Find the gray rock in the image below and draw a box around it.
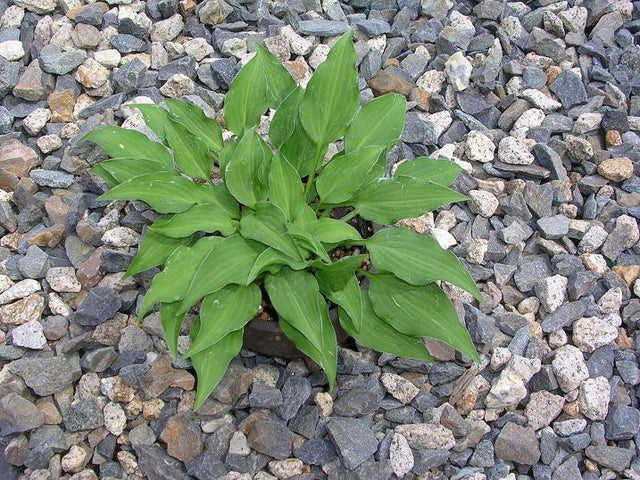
[0,58,20,96]
[74,287,122,326]
[110,34,146,54]
[552,456,581,480]
[334,387,382,417]
[412,449,450,474]
[0,106,13,134]
[29,169,75,188]
[38,44,86,75]
[294,438,337,465]
[114,58,148,93]
[550,70,587,109]
[17,245,49,279]
[604,405,640,440]
[247,420,293,460]
[499,218,533,244]
[75,4,103,25]
[541,299,588,333]
[81,347,118,372]
[136,445,190,480]
[514,255,552,292]
[24,425,67,470]
[249,382,283,409]
[0,392,44,436]
[275,374,312,421]
[357,19,391,36]
[327,417,378,470]
[77,93,126,119]
[298,20,350,36]
[186,452,226,479]
[9,354,82,396]
[63,399,104,432]
[585,445,634,472]
[537,215,570,239]
[209,58,237,90]
[118,325,153,352]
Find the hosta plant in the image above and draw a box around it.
[84,31,481,411]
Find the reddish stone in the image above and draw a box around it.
[76,247,105,289]
[368,70,413,96]
[139,355,195,398]
[0,139,39,179]
[29,224,66,248]
[160,413,203,464]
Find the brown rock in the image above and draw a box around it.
[76,247,105,289]
[75,58,109,89]
[67,2,108,20]
[0,170,19,191]
[74,23,101,49]
[180,0,197,15]
[212,364,254,404]
[424,338,455,361]
[368,70,413,96]
[0,139,39,179]
[494,422,541,465]
[92,312,128,346]
[605,130,623,147]
[284,57,310,83]
[48,89,77,122]
[37,398,62,424]
[139,355,195,398]
[101,376,136,403]
[612,264,640,286]
[597,157,634,181]
[160,413,203,464]
[546,65,562,86]
[45,195,71,225]
[29,224,66,248]
[13,60,55,101]
[0,294,45,325]
[409,86,430,111]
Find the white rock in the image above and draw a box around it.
[395,424,456,450]
[268,459,304,479]
[46,267,82,293]
[314,391,333,417]
[524,391,564,430]
[431,227,457,249]
[552,345,589,392]
[578,377,610,421]
[0,40,25,61]
[467,238,488,264]
[160,74,195,98]
[23,108,52,136]
[504,355,541,383]
[0,6,25,29]
[0,279,41,305]
[221,37,247,59]
[11,320,47,349]
[534,274,567,313]
[548,329,568,348]
[597,287,622,314]
[61,445,89,473]
[559,6,588,33]
[468,189,499,217]
[572,316,618,353]
[578,225,608,253]
[498,136,535,165]
[101,226,140,247]
[381,372,419,404]
[104,402,127,436]
[228,431,250,456]
[521,89,562,112]
[309,44,330,70]
[13,0,56,13]
[445,51,472,92]
[490,347,512,372]
[94,49,121,68]
[280,25,314,56]
[417,69,446,95]
[573,112,602,134]
[36,134,62,154]
[512,108,545,133]
[0,275,13,294]
[553,418,587,436]
[464,130,495,163]
[501,16,524,41]
[485,369,527,408]
[390,433,414,477]
[184,37,213,62]
[150,14,184,43]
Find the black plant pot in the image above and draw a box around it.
[242,312,350,358]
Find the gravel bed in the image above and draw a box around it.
[1,0,640,479]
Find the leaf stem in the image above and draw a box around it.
[339,209,359,223]
[304,145,327,203]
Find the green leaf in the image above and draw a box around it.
[165,99,223,152]
[316,147,386,204]
[91,164,118,187]
[94,158,172,185]
[356,177,467,224]
[280,311,337,389]
[240,202,303,260]
[224,130,272,208]
[181,235,266,312]
[303,218,362,244]
[191,329,243,411]
[99,171,210,214]
[299,31,359,146]
[368,273,479,360]
[320,275,364,332]
[185,284,261,358]
[339,296,434,362]
[269,153,305,221]
[160,302,186,358]
[366,227,482,301]
[314,254,366,292]
[192,183,241,219]
[218,140,237,178]
[394,158,462,186]
[285,222,331,264]
[166,118,212,180]
[83,126,173,168]
[137,236,223,321]
[151,204,237,238]
[280,123,317,177]
[246,247,309,283]
[265,268,337,385]
[224,54,268,137]
[125,229,189,277]
[269,86,304,148]
[132,104,170,142]
[344,94,406,153]
[255,44,297,108]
